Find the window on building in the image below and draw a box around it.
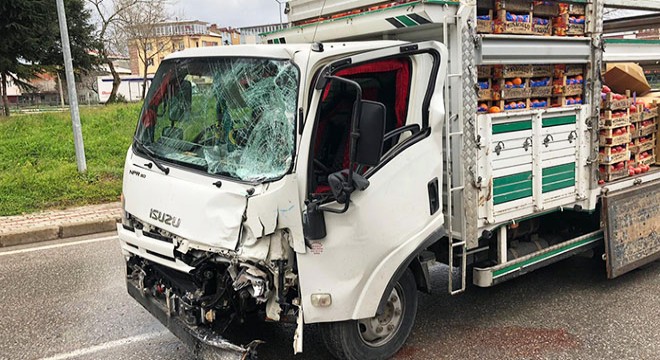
[179,42,185,50]
[146,42,152,51]
[147,58,154,66]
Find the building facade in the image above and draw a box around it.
[129,20,225,76]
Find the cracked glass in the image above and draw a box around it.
[136,57,299,182]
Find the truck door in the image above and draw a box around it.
[602,178,660,278]
[296,41,448,323]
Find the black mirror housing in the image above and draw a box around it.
[303,202,327,240]
[355,100,386,167]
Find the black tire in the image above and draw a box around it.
[320,269,418,360]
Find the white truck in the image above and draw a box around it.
[117,1,660,359]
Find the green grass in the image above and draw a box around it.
[0,103,142,216]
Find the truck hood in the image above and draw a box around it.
[122,152,249,251]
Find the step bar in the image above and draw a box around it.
[473,230,604,287]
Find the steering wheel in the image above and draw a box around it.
[192,124,220,146]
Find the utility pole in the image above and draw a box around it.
[275,0,284,28]
[56,0,87,173]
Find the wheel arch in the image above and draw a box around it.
[351,227,446,319]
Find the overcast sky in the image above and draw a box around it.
[172,0,287,28]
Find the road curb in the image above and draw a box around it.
[0,217,121,248]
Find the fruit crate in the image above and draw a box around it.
[532,65,553,77]
[636,150,655,166]
[494,10,533,35]
[642,107,658,121]
[532,17,552,35]
[477,79,492,100]
[498,99,530,111]
[530,77,552,97]
[529,97,550,109]
[636,134,655,153]
[567,3,586,16]
[493,64,533,78]
[599,161,629,182]
[477,9,494,34]
[599,126,631,146]
[477,101,496,114]
[553,64,584,77]
[478,65,492,78]
[495,0,532,12]
[599,145,629,164]
[639,120,657,137]
[629,105,644,122]
[601,92,632,111]
[498,78,532,100]
[599,110,630,128]
[551,95,583,107]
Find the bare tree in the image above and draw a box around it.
[88,0,138,103]
[118,0,172,99]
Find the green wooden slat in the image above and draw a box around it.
[493,171,532,187]
[396,15,417,27]
[492,121,532,134]
[493,171,533,205]
[542,115,577,128]
[605,39,660,45]
[494,188,533,205]
[543,179,575,193]
[542,171,575,186]
[542,163,575,176]
[494,180,533,196]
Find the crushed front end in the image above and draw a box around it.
[118,212,302,359]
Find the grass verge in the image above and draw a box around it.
[0,103,141,216]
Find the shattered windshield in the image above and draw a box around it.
[135,57,299,182]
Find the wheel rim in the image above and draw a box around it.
[357,284,405,347]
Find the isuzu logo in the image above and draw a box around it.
[149,209,181,228]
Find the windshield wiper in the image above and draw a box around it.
[133,136,170,175]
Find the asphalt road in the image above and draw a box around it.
[0,233,658,360]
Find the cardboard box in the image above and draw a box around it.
[604,63,652,96]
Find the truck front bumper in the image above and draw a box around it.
[126,278,258,360]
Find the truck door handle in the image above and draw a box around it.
[523,137,532,152]
[494,141,505,156]
[568,131,577,143]
[543,134,554,147]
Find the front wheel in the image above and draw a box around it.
[320,269,418,360]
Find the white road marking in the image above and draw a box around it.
[38,331,169,360]
[0,235,117,257]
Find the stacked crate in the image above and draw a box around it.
[475,63,587,114]
[476,1,589,37]
[477,66,495,113]
[551,64,584,107]
[629,104,658,167]
[598,92,633,182]
[477,0,494,34]
[493,64,532,111]
[493,0,533,35]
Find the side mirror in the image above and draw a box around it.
[355,100,386,166]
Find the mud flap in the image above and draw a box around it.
[602,179,660,279]
[127,280,259,360]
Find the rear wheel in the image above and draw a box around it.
[320,269,418,360]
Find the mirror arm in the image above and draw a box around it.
[324,75,363,197]
[318,200,350,214]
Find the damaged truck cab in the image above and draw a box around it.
[118,41,447,359]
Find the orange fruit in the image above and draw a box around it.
[488,106,501,113]
[512,77,523,86]
[505,81,514,87]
